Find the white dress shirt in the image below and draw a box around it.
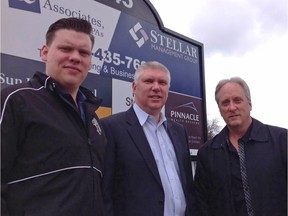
[133,104,186,216]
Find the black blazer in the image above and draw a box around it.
[101,106,197,216]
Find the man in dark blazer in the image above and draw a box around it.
[101,61,197,216]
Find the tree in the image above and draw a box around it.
[207,117,222,140]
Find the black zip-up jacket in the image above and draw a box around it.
[1,72,107,216]
[194,118,287,216]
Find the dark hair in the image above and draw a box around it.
[45,17,94,48]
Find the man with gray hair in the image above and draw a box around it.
[101,61,197,216]
[194,77,287,216]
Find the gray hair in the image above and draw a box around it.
[215,77,251,104]
[134,61,171,86]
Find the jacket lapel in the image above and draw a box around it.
[125,108,162,186]
[166,121,187,188]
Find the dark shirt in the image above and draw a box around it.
[227,124,253,216]
[62,90,87,124]
[227,142,247,216]
[194,118,287,216]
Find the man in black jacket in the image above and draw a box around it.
[194,77,287,216]
[1,18,106,216]
[101,61,197,216]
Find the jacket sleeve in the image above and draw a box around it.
[279,128,287,174]
[100,118,116,216]
[194,147,211,216]
[1,90,25,216]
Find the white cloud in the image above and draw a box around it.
[150,0,288,129]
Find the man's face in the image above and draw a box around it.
[133,68,170,116]
[41,29,92,93]
[218,82,252,129]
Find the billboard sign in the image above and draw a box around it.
[1,0,207,156]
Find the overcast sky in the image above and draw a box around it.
[149,0,288,129]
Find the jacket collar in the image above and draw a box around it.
[211,118,268,149]
[32,72,102,108]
